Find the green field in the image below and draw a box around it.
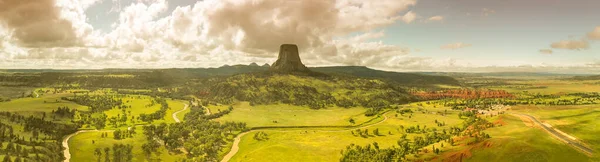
[490,80,600,94]
[0,93,88,113]
[157,99,189,123]
[462,114,590,162]
[512,105,600,159]
[211,102,376,127]
[229,105,465,161]
[68,127,186,162]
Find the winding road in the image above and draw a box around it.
[62,102,190,161]
[62,130,102,162]
[220,114,389,162]
[173,103,189,123]
[512,113,594,155]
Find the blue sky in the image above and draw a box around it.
[0,0,598,72]
[380,0,600,67]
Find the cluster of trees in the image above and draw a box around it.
[1,142,64,162]
[0,112,78,141]
[141,105,246,161]
[94,144,134,162]
[205,106,233,119]
[52,106,76,118]
[351,128,382,138]
[431,92,600,112]
[63,94,123,112]
[200,74,416,111]
[113,128,136,140]
[341,113,497,161]
[0,112,78,162]
[412,89,513,100]
[253,131,269,141]
[139,97,169,123]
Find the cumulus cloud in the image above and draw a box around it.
[427,16,444,22]
[550,39,589,50]
[441,42,471,50]
[1,0,423,69]
[588,26,600,40]
[100,0,418,65]
[401,11,417,24]
[539,49,553,54]
[0,0,81,47]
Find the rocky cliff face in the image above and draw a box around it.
[270,44,310,72]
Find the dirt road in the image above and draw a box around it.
[220,114,389,162]
[62,130,105,162]
[513,113,594,155]
[173,103,189,123]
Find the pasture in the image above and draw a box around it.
[461,114,590,162]
[68,127,186,162]
[229,105,465,161]
[211,102,377,127]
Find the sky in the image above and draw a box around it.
[0,0,599,73]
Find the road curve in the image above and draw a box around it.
[173,103,189,123]
[512,113,594,155]
[63,130,100,162]
[220,114,389,162]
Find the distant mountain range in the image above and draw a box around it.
[0,64,462,87]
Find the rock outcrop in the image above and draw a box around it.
[270,44,310,72]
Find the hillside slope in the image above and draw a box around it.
[312,66,460,86]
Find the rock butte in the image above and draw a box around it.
[270,44,310,72]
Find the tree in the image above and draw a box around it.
[95,148,103,162]
[349,118,355,125]
[113,129,122,140]
[2,155,10,162]
[104,147,111,162]
[373,128,380,136]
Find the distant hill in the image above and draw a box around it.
[203,72,417,110]
[421,72,590,78]
[311,66,460,86]
[1,65,461,87]
[569,75,600,80]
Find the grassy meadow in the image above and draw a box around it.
[0,93,88,113]
[460,114,591,162]
[68,127,186,162]
[512,105,600,159]
[211,102,376,127]
[229,105,465,161]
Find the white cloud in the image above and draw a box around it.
[440,42,471,50]
[550,39,589,50]
[1,0,422,69]
[401,11,417,24]
[588,26,600,40]
[427,16,444,22]
[539,49,553,54]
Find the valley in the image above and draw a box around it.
[0,66,599,162]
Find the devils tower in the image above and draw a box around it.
[270,44,310,72]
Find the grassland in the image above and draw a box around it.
[456,114,591,162]
[229,105,465,162]
[490,80,600,94]
[210,102,376,127]
[0,86,34,99]
[157,99,189,123]
[68,126,186,162]
[0,93,89,113]
[511,104,600,160]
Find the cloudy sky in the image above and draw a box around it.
[0,0,599,73]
